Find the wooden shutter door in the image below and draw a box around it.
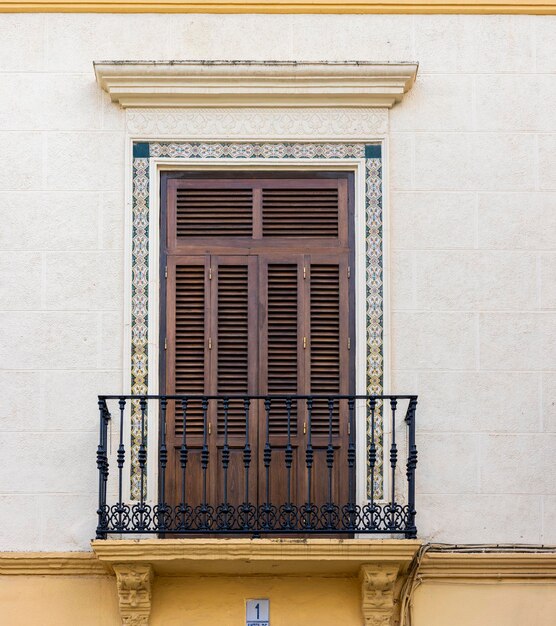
[258,256,306,508]
[163,172,354,528]
[306,255,351,510]
[165,255,210,510]
[210,256,258,509]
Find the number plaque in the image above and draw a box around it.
[246,598,270,626]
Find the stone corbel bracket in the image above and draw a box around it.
[114,563,154,626]
[94,60,418,108]
[360,563,401,626]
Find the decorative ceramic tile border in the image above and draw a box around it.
[130,141,383,500]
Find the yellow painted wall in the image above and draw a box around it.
[0,576,120,626]
[0,573,360,626]
[412,581,556,626]
[2,572,556,626]
[151,575,361,626]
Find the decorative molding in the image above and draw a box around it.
[114,563,154,626]
[1,1,555,14]
[0,553,109,576]
[95,61,418,109]
[93,539,421,576]
[418,551,556,582]
[126,107,389,140]
[360,563,400,626]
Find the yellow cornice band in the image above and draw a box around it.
[0,0,555,13]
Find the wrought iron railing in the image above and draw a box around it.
[96,394,417,538]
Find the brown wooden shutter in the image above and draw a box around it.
[164,172,353,516]
[265,260,301,436]
[167,256,209,438]
[167,179,255,249]
[309,262,342,436]
[262,186,339,237]
[212,256,258,437]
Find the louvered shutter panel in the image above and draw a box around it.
[309,263,341,436]
[215,260,251,437]
[266,262,300,436]
[170,258,209,437]
[175,185,253,237]
[262,187,339,237]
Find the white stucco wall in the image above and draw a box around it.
[0,13,554,551]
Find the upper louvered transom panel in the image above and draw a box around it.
[267,263,299,436]
[262,188,339,238]
[176,188,253,237]
[310,264,341,436]
[217,264,250,437]
[174,264,206,437]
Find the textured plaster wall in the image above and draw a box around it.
[0,13,555,550]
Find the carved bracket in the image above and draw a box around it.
[360,563,400,626]
[114,563,154,626]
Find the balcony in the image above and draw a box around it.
[95,394,418,539]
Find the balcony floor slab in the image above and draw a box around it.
[91,537,421,576]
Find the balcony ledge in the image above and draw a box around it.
[92,537,421,576]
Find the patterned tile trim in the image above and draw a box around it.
[130,141,384,500]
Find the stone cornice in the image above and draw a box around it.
[1,1,555,14]
[94,61,418,109]
[0,552,109,576]
[92,538,422,576]
[419,551,556,582]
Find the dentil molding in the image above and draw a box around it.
[125,107,389,139]
[95,60,418,108]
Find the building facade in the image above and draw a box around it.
[0,4,555,625]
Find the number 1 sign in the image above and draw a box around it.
[246,599,270,626]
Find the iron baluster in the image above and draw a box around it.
[221,397,230,529]
[158,397,168,532]
[304,397,314,530]
[242,397,252,531]
[179,398,188,529]
[201,397,209,529]
[347,397,356,530]
[116,397,126,531]
[368,397,377,529]
[96,399,109,539]
[389,398,398,531]
[284,397,294,529]
[406,398,418,538]
[263,398,272,530]
[325,397,335,529]
[138,397,147,530]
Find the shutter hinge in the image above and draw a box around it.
[209,267,212,280]
[348,422,351,436]
[303,266,307,279]
[208,337,212,350]
[208,422,212,436]
[303,337,307,349]
[303,422,307,435]
[164,265,168,279]
[164,337,167,350]
[347,266,351,279]
[347,338,351,350]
